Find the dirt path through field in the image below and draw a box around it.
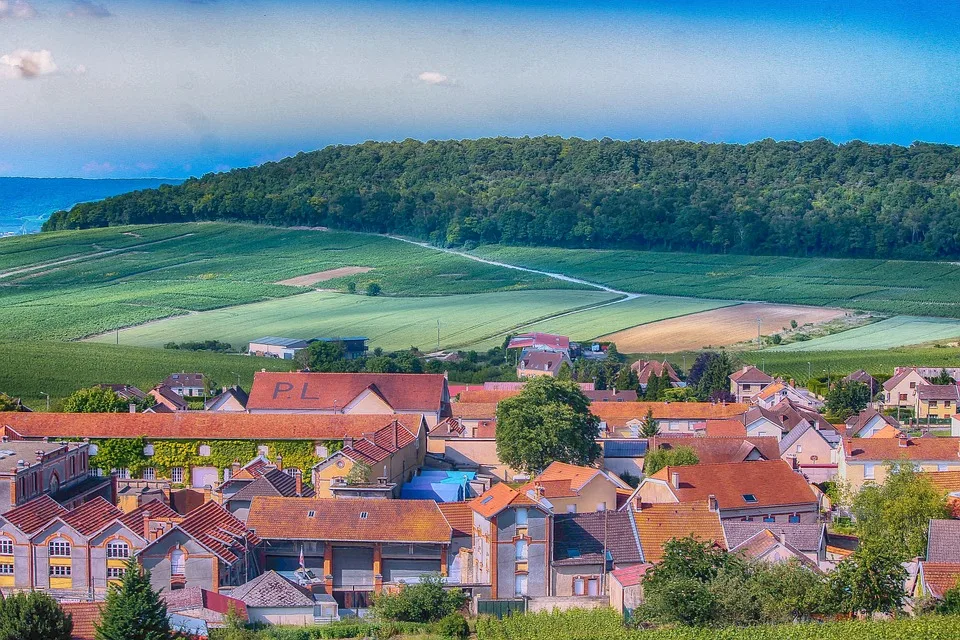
[0,233,195,280]
[276,266,372,287]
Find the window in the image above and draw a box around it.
[257,445,269,456]
[107,541,130,559]
[480,496,493,505]
[515,508,528,526]
[307,510,316,518]
[0,538,12,555]
[899,393,908,402]
[315,444,329,458]
[930,401,939,408]
[910,382,917,389]
[49,565,72,576]
[515,539,528,560]
[864,464,875,480]
[198,445,211,457]
[143,444,154,456]
[939,464,949,472]
[596,502,607,512]
[49,538,71,557]
[114,468,130,480]
[515,574,527,596]
[762,516,775,523]
[171,467,184,484]
[0,564,12,575]
[359,512,368,520]
[947,401,953,408]
[742,494,758,504]
[142,468,156,481]
[795,445,802,454]
[107,566,125,580]
[668,421,679,431]
[566,504,577,514]
[171,549,185,576]
[789,515,801,524]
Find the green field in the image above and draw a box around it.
[0,223,579,341]
[0,341,294,409]
[769,316,960,351]
[470,245,960,319]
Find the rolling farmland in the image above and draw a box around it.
[769,316,960,351]
[470,245,960,318]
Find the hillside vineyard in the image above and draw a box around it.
[43,137,960,260]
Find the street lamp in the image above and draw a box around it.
[40,391,49,411]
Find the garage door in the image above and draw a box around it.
[333,547,374,589]
[382,559,441,584]
[192,466,218,489]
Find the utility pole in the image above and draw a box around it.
[756,317,762,349]
[437,319,441,351]
[41,391,49,411]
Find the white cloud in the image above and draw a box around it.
[81,160,116,174]
[418,71,452,86]
[66,0,111,18]
[0,49,57,79]
[0,0,35,19]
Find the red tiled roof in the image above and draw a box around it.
[342,419,418,465]
[920,471,960,494]
[519,351,569,374]
[0,412,416,441]
[843,437,960,462]
[163,587,249,621]
[508,333,570,351]
[610,563,654,587]
[646,460,817,511]
[2,495,68,535]
[457,390,520,403]
[175,500,260,564]
[451,403,498,419]
[470,482,539,519]
[730,528,820,571]
[246,372,447,412]
[438,502,474,538]
[61,602,102,640]
[119,499,181,531]
[247,497,452,543]
[593,402,749,427]
[631,360,680,385]
[918,384,960,402]
[634,502,727,563]
[696,419,748,437]
[519,461,607,498]
[729,366,774,385]
[62,497,124,536]
[650,436,781,465]
[883,367,920,391]
[921,562,960,598]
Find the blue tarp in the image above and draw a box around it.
[400,471,476,502]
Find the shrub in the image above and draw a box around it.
[372,573,468,623]
[437,613,470,639]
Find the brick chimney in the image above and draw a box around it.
[343,437,354,450]
[231,459,241,476]
[142,511,151,540]
[294,470,303,496]
[707,495,718,512]
[898,432,910,448]
[391,421,399,451]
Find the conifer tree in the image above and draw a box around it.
[95,561,171,640]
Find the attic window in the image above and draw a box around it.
[480,496,494,505]
[742,494,758,504]
[359,512,368,519]
[307,511,315,518]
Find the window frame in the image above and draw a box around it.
[106,540,130,559]
[0,537,13,555]
[49,538,71,557]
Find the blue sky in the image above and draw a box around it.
[1,0,959,178]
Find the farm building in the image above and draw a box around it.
[248,337,311,359]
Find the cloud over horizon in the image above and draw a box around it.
[0,49,57,79]
[0,0,35,19]
[418,71,453,86]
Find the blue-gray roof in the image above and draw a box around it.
[249,336,310,347]
[603,440,649,458]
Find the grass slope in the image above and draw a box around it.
[0,223,577,341]
[471,245,960,319]
[89,289,623,352]
[0,341,294,409]
[770,316,960,351]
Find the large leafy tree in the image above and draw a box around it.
[828,543,907,616]
[95,561,171,640]
[62,387,130,413]
[851,462,949,559]
[0,591,73,640]
[496,376,601,473]
[824,380,872,420]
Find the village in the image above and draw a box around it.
[0,331,957,637]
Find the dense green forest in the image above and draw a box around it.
[43,137,960,259]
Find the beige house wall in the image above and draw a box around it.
[884,371,927,408]
[548,475,619,514]
[635,479,678,506]
[840,458,960,492]
[781,429,835,467]
[918,400,957,419]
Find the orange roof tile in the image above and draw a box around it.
[921,562,960,598]
[438,501,474,538]
[922,471,960,494]
[592,402,749,427]
[755,382,787,401]
[518,461,607,498]
[470,482,539,519]
[343,419,418,465]
[844,437,960,462]
[247,497,452,543]
[451,403,499,419]
[633,502,726,563]
[700,419,748,437]
[2,495,68,535]
[119,499,181,531]
[650,436,781,465]
[457,389,520,403]
[175,501,260,564]
[0,412,416,441]
[646,460,817,511]
[247,372,447,412]
[61,602,102,640]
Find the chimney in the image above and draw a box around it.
[35,449,44,462]
[129,403,137,414]
[391,421,399,451]
[343,437,354,450]
[377,476,388,486]
[231,459,241,476]
[707,494,718,512]
[0,436,8,444]
[898,433,909,448]
[275,454,283,471]
[295,470,303,496]
[142,511,151,540]
[671,472,680,489]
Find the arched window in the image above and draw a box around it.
[106,540,129,559]
[0,537,13,555]
[171,549,185,576]
[49,537,71,557]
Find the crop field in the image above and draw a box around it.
[0,223,576,341]
[0,341,293,409]
[769,315,960,351]
[89,289,625,352]
[601,303,847,353]
[471,245,960,318]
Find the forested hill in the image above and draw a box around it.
[42,137,960,259]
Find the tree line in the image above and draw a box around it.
[43,137,960,260]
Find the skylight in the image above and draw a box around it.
[742,494,758,503]
[481,496,494,505]
[360,511,368,519]
[307,510,315,518]
[567,548,580,558]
